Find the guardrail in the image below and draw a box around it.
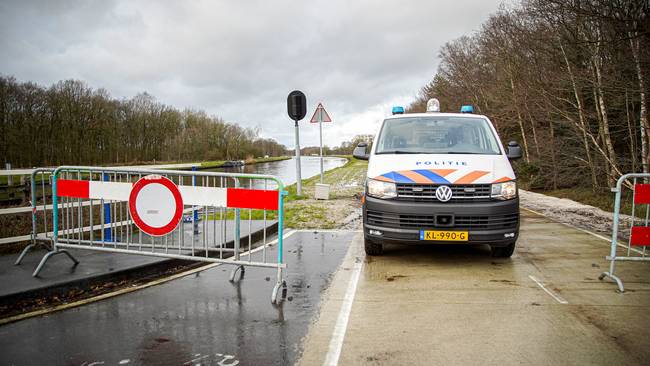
[599,173,650,292]
[24,166,288,303]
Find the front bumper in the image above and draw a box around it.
[363,195,519,246]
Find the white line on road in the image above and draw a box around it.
[529,275,568,304]
[323,254,364,366]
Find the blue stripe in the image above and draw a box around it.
[413,169,450,184]
[381,172,414,183]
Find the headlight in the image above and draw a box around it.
[491,181,517,200]
[367,178,397,199]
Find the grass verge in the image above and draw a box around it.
[282,156,368,229]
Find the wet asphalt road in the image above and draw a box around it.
[299,211,650,365]
[0,231,355,366]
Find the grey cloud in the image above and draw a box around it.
[1,0,502,147]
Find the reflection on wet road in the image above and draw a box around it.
[0,231,356,366]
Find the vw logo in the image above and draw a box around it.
[435,185,452,202]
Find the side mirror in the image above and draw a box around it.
[506,141,522,160]
[353,142,370,160]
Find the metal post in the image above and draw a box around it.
[103,173,112,242]
[294,121,302,195]
[234,178,241,261]
[272,187,287,303]
[192,166,199,234]
[5,163,12,186]
[319,115,324,183]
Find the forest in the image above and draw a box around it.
[0,77,287,168]
[409,0,649,192]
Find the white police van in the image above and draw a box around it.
[353,98,522,257]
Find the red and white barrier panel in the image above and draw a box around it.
[632,183,650,246]
[56,177,279,210]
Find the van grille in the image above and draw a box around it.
[366,210,519,230]
[396,183,492,202]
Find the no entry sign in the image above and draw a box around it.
[128,175,183,236]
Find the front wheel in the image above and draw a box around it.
[364,237,383,256]
[491,241,516,258]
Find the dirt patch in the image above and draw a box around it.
[519,189,633,240]
[386,275,408,282]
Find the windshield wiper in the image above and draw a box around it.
[445,151,484,154]
[376,150,423,154]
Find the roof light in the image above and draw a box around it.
[426,98,440,113]
[392,106,404,115]
[460,105,474,113]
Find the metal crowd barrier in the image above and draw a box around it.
[14,168,61,265]
[28,166,288,303]
[600,173,650,292]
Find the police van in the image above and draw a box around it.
[353,98,523,257]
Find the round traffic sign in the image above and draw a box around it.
[129,175,183,236]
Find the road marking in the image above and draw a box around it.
[528,275,568,304]
[323,254,364,366]
[0,230,296,326]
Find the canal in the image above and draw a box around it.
[215,156,347,186]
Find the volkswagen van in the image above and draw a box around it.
[353,99,522,257]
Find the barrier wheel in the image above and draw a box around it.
[364,237,383,256]
[491,241,516,258]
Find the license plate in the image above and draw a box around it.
[419,230,468,241]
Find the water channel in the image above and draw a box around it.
[214,156,347,186]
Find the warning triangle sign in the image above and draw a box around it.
[310,103,332,123]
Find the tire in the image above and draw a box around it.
[491,241,516,258]
[364,237,384,256]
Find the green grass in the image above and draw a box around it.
[283,155,362,199]
[284,205,335,228]
[281,156,368,228]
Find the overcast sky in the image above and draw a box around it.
[1,0,503,148]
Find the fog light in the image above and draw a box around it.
[504,233,515,238]
[369,229,382,236]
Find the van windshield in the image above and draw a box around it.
[375,116,502,155]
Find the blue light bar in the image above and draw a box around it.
[460,105,474,113]
[392,106,404,115]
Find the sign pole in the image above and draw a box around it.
[295,120,302,195]
[319,109,324,183]
[310,103,331,184]
[287,90,307,197]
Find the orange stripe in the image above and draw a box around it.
[492,176,512,183]
[454,170,490,184]
[398,170,433,184]
[430,169,456,177]
[373,175,394,183]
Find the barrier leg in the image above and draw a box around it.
[15,239,53,265]
[229,264,245,282]
[32,249,79,277]
[599,260,625,292]
[271,267,286,304]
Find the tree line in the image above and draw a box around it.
[0,77,288,168]
[409,0,648,191]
